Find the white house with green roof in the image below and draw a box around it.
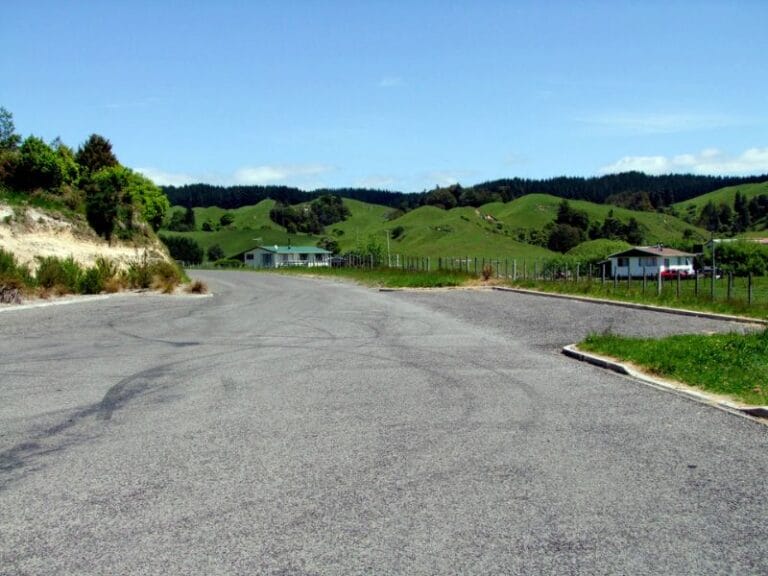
[243,245,332,268]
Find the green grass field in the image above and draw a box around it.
[483,193,707,243]
[672,181,768,217]
[580,330,768,406]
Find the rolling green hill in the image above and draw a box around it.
[332,203,556,259]
[481,193,705,243]
[160,193,707,262]
[672,181,768,212]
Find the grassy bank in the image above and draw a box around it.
[580,330,768,406]
[503,277,768,320]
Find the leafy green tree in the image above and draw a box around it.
[547,223,585,253]
[84,166,124,238]
[207,244,225,262]
[76,134,118,174]
[423,188,458,210]
[555,200,589,231]
[0,107,21,151]
[51,138,80,186]
[14,136,63,191]
[733,191,750,232]
[317,237,340,254]
[159,235,204,264]
[219,212,235,227]
[183,206,196,230]
[624,217,644,245]
[123,170,169,231]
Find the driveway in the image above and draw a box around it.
[1,271,766,575]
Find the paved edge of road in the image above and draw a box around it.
[562,344,768,424]
[491,286,768,325]
[0,291,212,313]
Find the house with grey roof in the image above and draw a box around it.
[243,245,331,268]
[605,245,695,278]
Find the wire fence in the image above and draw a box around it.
[337,253,768,308]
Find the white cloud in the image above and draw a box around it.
[233,164,333,185]
[425,170,475,187]
[137,164,334,189]
[580,112,744,134]
[356,175,397,189]
[378,76,404,88]
[136,167,199,186]
[599,147,768,176]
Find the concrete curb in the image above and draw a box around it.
[562,344,768,423]
[493,286,767,325]
[0,290,212,313]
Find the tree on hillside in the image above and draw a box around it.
[83,165,169,238]
[84,166,124,238]
[207,244,225,262]
[548,223,585,253]
[423,188,458,210]
[733,191,751,232]
[13,136,63,191]
[123,170,169,231]
[555,199,589,231]
[51,137,80,186]
[76,134,118,174]
[0,107,21,151]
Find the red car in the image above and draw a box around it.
[660,269,692,280]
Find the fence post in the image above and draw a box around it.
[642,267,646,295]
[727,272,732,301]
[749,272,753,305]
[576,264,580,284]
[657,269,662,296]
[676,272,681,298]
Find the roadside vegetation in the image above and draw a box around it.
[0,247,189,303]
[275,265,475,288]
[580,330,768,406]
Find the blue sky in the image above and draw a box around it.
[2,1,767,192]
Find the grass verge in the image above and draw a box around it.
[579,330,768,406]
[504,278,768,320]
[275,266,475,288]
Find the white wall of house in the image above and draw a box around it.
[243,249,330,268]
[608,255,694,278]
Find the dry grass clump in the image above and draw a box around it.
[185,279,208,294]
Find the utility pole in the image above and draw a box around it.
[386,229,391,268]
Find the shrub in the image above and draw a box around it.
[213,258,243,268]
[79,266,104,294]
[481,263,494,281]
[35,255,82,293]
[186,279,208,294]
[124,253,154,289]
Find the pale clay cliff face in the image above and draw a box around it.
[0,203,168,271]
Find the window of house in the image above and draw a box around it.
[300,253,308,261]
[664,258,670,267]
[617,257,629,267]
[245,253,254,260]
[639,257,656,266]
[315,254,323,262]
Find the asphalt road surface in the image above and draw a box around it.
[1,271,767,575]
